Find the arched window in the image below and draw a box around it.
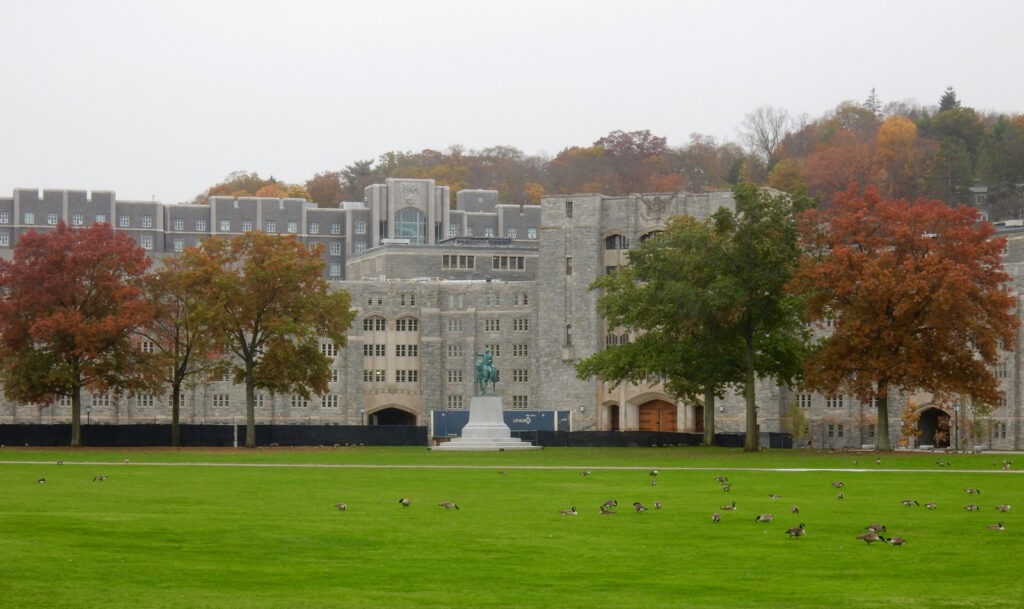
[604,234,629,250]
[394,208,426,244]
[362,316,386,332]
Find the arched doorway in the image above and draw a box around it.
[917,407,951,448]
[369,407,416,426]
[694,405,705,433]
[607,404,620,431]
[638,399,677,432]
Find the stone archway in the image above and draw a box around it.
[638,399,677,432]
[369,407,417,426]
[917,407,951,448]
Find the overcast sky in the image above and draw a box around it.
[3,0,1023,204]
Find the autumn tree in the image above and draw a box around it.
[305,170,345,208]
[0,223,159,446]
[139,260,226,446]
[180,232,355,447]
[577,184,812,450]
[791,185,1019,451]
[739,106,791,167]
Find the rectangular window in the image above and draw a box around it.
[395,370,419,383]
[254,394,265,408]
[514,292,529,305]
[287,221,298,234]
[363,317,386,331]
[565,256,572,275]
[173,238,185,252]
[507,227,517,239]
[291,395,308,408]
[513,344,529,358]
[449,224,460,237]
[140,235,153,250]
[92,392,110,408]
[321,342,338,357]
[395,318,419,332]
[484,293,502,306]
[484,226,495,237]
[355,241,367,253]
[363,344,386,357]
[395,344,419,357]
[71,213,84,226]
[442,255,476,269]
[447,395,464,409]
[484,344,501,357]
[447,369,463,383]
[24,212,35,225]
[220,219,231,232]
[0,211,8,224]
[331,369,340,383]
[329,263,342,278]
[447,317,464,331]
[362,369,386,383]
[512,369,528,383]
[265,220,277,233]
[321,395,340,408]
[196,218,207,231]
[137,395,154,408]
[119,215,130,228]
[309,221,320,234]
[826,395,845,409]
[355,220,367,235]
[241,219,253,233]
[213,394,230,408]
[329,242,342,256]
[331,222,342,235]
[47,213,58,225]
[173,218,185,231]
[996,361,1009,379]
[527,227,537,239]
[0,232,9,247]
[400,293,416,306]
[513,318,529,332]
[447,344,464,358]
[565,201,573,218]
[512,395,529,409]
[141,215,153,228]
[96,213,106,224]
[799,394,812,409]
[484,319,501,332]
[367,293,384,306]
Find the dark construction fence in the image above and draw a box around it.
[2,424,791,449]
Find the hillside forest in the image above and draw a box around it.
[197,87,1024,221]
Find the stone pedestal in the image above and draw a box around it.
[432,395,540,451]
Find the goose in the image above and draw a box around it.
[599,505,616,515]
[721,483,731,492]
[720,501,737,511]
[964,503,980,511]
[987,522,1005,530]
[715,476,729,484]
[965,487,982,495]
[996,504,1012,512]
[335,502,347,511]
[865,523,886,533]
[924,502,938,509]
[712,513,721,523]
[654,501,663,509]
[398,498,410,507]
[36,478,45,484]
[560,506,578,516]
[649,469,659,477]
[790,505,800,514]
[888,536,906,547]
[755,513,774,523]
[602,499,618,509]
[580,470,591,477]
[650,479,657,486]
[92,475,107,482]
[874,458,882,465]
[832,481,845,488]
[901,498,919,507]
[768,493,782,500]
[837,492,845,500]
[785,523,805,538]
[633,502,648,513]
[857,532,887,544]
[438,501,460,510]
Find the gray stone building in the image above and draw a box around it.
[1,181,1021,450]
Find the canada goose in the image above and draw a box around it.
[874,458,882,465]
[92,475,107,482]
[439,501,459,510]
[650,479,657,486]
[857,532,887,544]
[785,523,805,538]
[790,505,800,514]
[580,470,591,477]
[633,502,647,513]
[924,502,938,509]
[996,504,1012,512]
[901,499,919,507]
[768,493,782,499]
[56,460,63,465]
[720,501,737,511]
[599,505,615,515]
[721,483,731,492]
[832,481,845,488]
[965,487,982,495]
[602,499,618,509]
[712,513,721,523]
[987,522,1005,530]
[865,523,886,533]
[837,492,845,500]
[964,503,980,511]
[398,498,410,507]
[36,478,45,484]
[715,476,728,484]
[649,470,659,477]
[497,470,505,475]
[335,502,347,511]
[755,513,774,523]
[560,506,578,516]
[888,536,906,547]
[654,501,663,509]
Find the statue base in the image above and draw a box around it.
[432,395,540,451]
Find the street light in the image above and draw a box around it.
[86,405,91,425]
[359,408,365,426]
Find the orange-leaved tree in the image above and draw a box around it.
[790,185,1019,450]
[178,232,355,447]
[0,223,159,446]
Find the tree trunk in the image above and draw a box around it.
[703,384,717,446]
[70,386,82,448]
[876,384,892,451]
[744,343,759,452]
[244,366,256,448]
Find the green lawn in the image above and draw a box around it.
[1,446,1020,609]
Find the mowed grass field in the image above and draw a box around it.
[1,447,1021,609]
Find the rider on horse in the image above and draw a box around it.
[475,350,498,394]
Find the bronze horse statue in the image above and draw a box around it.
[475,351,498,394]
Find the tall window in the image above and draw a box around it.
[447,395,464,409]
[241,220,253,232]
[195,218,207,231]
[22,212,35,224]
[173,218,184,231]
[0,211,8,224]
[798,394,812,409]
[394,208,426,244]
[264,220,277,233]
[71,213,84,226]
[287,221,298,234]
[309,221,320,234]
[219,219,231,232]
[118,215,130,228]
[355,220,367,235]
[47,213,59,225]
[141,215,153,228]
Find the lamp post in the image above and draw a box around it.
[359,408,365,426]
[86,405,91,425]
[954,403,960,452]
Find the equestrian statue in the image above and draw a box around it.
[475,350,498,395]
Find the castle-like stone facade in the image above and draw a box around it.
[1,181,1021,450]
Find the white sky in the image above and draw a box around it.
[3,0,1023,204]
